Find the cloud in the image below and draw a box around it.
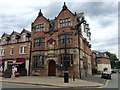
[0,1,118,58]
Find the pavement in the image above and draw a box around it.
[0,76,104,88]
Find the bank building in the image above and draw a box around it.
[30,2,92,78]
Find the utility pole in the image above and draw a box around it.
[75,17,85,79]
[64,32,69,83]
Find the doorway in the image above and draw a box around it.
[48,60,56,76]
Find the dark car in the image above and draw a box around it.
[101,71,112,79]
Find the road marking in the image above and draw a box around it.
[99,80,109,88]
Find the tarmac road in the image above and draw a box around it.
[104,73,119,88]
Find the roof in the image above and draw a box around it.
[10,31,20,36]
[1,33,10,38]
[92,50,109,58]
[20,29,31,35]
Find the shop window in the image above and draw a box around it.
[60,54,73,68]
[33,55,44,68]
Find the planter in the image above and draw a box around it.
[3,69,12,78]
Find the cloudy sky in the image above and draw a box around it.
[0,0,119,58]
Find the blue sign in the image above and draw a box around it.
[45,55,58,58]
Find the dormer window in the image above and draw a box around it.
[3,37,6,44]
[35,23,44,32]
[22,34,26,42]
[11,35,15,43]
[59,18,71,27]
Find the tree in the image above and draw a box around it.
[104,51,119,69]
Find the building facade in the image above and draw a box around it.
[30,3,92,78]
[92,50,111,73]
[0,29,31,75]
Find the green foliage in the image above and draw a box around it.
[3,68,12,78]
[104,51,119,69]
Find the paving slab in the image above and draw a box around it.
[0,76,103,88]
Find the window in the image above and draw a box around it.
[59,18,71,27]
[10,48,14,55]
[19,46,26,54]
[35,23,44,32]
[22,34,26,42]
[33,55,44,68]
[34,38,45,47]
[58,34,72,44]
[11,35,15,43]
[0,49,5,56]
[60,54,73,67]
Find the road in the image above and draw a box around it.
[81,75,105,84]
[104,73,119,88]
[1,74,119,89]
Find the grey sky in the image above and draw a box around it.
[0,0,119,58]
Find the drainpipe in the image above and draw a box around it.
[28,40,32,76]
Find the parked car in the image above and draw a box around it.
[101,71,112,79]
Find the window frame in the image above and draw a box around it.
[33,55,44,68]
[22,34,26,42]
[58,33,72,45]
[34,38,45,47]
[10,48,14,55]
[19,46,26,54]
[59,18,71,27]
[35,23,44,32]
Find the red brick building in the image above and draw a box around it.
[31,3,92,78]
[92,50,111,73]
[0,29,31,75]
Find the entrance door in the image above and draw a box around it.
[48,60,56,76]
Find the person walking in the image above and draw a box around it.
[0,66,3,73]
[12,65,17,78]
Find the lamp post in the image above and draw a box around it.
[75,17,85,79]
[64,31,69,83]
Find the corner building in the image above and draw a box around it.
[31,3,92,78]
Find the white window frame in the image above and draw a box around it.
[0,48,5,56]
[11,35,15,43]
[19,46,26,54]
[10,48,14,55]
[22,34,26,42]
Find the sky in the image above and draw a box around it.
[0,0,119,58]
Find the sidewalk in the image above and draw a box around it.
[0,76,103,88]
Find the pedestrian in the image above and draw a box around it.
[0,66,3,73]
[11,65,17,78]
[72,70,75,81]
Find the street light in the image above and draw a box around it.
[64,31,69,83]
[75,17,85,79]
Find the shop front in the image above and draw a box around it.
[0,60,4,76]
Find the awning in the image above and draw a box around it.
[14,62,24,65]
[15,58,25,65]
[8,60,14,65]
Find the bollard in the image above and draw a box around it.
[73,74,75,81]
